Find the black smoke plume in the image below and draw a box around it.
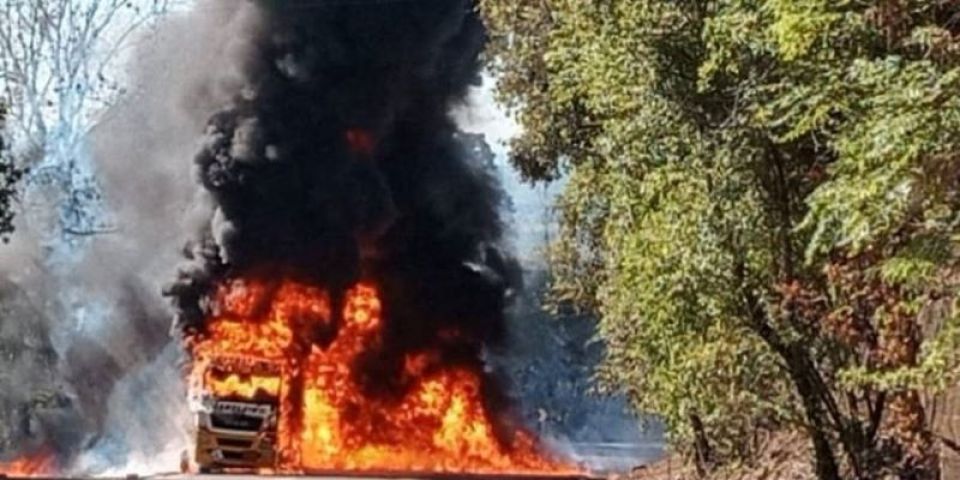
[166,0,520,423]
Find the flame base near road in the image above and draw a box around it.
[187,278,577,475]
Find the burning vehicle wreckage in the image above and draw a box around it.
[3,0,591,478]
[180,272,578,477]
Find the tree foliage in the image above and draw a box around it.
[480,1,960,478]
[0,102,24,242]
[0,0,171,252]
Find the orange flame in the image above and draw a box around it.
[0,450,58,478]
[188,278,577,474]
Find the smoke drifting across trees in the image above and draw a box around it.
[0,0,172,258]
[0,0,201,472]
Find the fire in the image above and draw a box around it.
[204,371,281,399]
[188,278,576,474]
[0,450,57,478]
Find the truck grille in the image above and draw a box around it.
[210,414,264,431]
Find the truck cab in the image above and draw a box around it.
[191,356,282,473]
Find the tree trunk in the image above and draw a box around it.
[747,325,842,479]
[689,413,714,476]
[783,352,843,480]
[738,271,842,480]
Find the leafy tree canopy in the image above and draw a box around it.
[481,1,960,477]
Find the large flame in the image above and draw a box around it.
[187,278,575,474]
[0,450,57,478]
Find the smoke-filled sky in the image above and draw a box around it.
[180,1,560,265]
[140,0,558,265]
[2,0,557,268]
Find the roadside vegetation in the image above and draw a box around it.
[480,2,960,478]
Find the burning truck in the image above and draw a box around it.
[161,0,578,475]
[190,356,282,472]
[180,276,570,475]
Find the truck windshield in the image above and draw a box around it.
[208,400,276,432]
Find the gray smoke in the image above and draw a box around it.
[0,1,275,472]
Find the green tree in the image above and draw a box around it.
[480,1,960,478]
[0,102,23,242]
